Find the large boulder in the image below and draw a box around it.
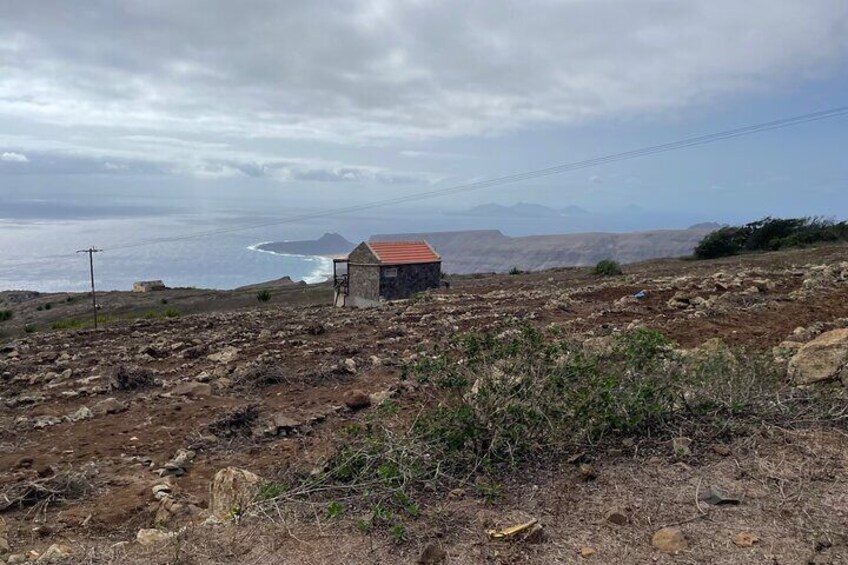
[136,528,175,546]
[788,328,848,385]
[209,467,262,518]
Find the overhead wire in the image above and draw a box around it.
[2,104,847,269]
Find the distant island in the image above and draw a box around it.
[255,233,355,256]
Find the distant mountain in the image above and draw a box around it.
[257,224,715,274]
[370,226,714,274]
[561,204,589,215]
[456,202,561,217]
[687,222,721,231]
[256,232,356,256]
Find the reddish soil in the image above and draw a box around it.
[1,243,847,563]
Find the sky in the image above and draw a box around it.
[1,0,848,241]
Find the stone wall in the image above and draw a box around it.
[348,264,381,307]
[379,262,441,300]
[347,243,379,265]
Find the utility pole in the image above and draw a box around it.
[76,247,102,329]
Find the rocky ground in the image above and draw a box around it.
[2,244,848,564]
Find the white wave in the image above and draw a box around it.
[247,242,332,284]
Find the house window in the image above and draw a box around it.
[384,267,398,278]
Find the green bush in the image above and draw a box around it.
[0,310,12,322]
[508,267,524,275]
[257,289,271,302]
[51,318,84,330]
[256,325,841,542]
[163,308,180,318]
[593,259,623,276]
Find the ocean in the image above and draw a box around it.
[0,188,708,293]
[0,213,334,293]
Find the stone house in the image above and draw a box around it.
[333,241,441,307]
[132,280,166,293]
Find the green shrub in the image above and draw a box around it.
[257,325,839,541]
[52,318,83,330]
[508,267,524,275]
[593,259,623,276]
[163,308,180,318]
[0,310,12,322]
[44,303,52,310]
[256,482,287,501]
[695,217,848,259]
[257,290,271,302]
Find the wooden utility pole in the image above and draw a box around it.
[76,247,102,329]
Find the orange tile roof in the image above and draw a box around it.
[367,241,440,265]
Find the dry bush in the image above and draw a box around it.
[0,466,99,513]
[231,362,289,391]
[207,404,260,438]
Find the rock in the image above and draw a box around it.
[32,415,63,429]
[788,329,848,385]
[136,528,175,546]
[6,555,26,565]
[344,389,371,410]
[0,516,8,554]
[152,484,172,500]
[170,381,212,397]
[606,509,630,526]
[652,527,687,554]
[35,544,71,563]
[667,292,692,309]
[733,531,759,547]
[67,406,92,422]
[343,358,357,374]
[207,346,240,364]
[672,437,692,457]
[158,449,195,477]
[209,467,262,518]
[711,444,731,456]
[154,498,199,526]
[579,463,596,481]
[417,543,447,564]
[91,397,127,416]
[699,485,741,506]
[579,547,596,558]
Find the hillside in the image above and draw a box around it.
[1,244,848,564]
[371,226,713,273]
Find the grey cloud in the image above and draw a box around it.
[210,159,427,184]
[1,1,846,143]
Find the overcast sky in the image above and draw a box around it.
[1,0,847,226]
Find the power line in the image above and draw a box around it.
[103,104,848,252]
[2,104,847,271]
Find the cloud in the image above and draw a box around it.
[1,151,28,163]
[0,1,845,146]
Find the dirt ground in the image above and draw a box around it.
[2,244,848,564]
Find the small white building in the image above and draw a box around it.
[132,280,166,293]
